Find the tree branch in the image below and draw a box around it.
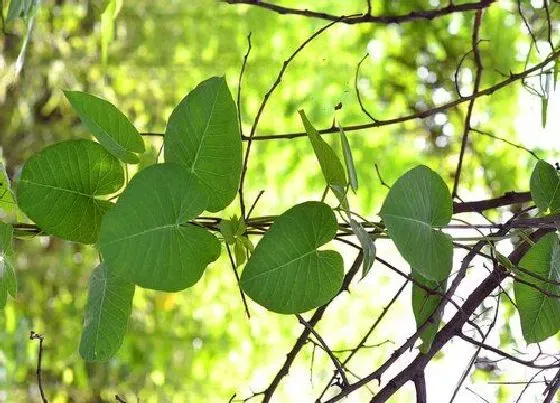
[223,0,495,25]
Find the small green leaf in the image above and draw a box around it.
[412,270,446,353]
[6,0,33,23]
[79,263,134,361]
[240,236,254,253]
[299,110,346,188]
[0,222,16,309]
[0,164,16,216]
[380,165,453,281]
[164,76,242,212]
[348,219,375,279]
[514,232,560,344]
[541,97,548,129]
[219,219,236,245]
[64,90,144,164]
[530,160,560,214]
[100,0,122,66]
[234,238,247,266]
[16,140,124,243]
[339,125,358,193]
[98,163,220,292]
[240,201,343,314]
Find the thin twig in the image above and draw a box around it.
[452,9,484,198]
[296,314,349,387]
[30,331,48,403]
[355,53,377,122]
[225,243,251,319]
[238,17,343,218]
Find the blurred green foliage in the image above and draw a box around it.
[0,0,556,401]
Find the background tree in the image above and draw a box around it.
[1,0,560,402]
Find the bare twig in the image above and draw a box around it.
[355,53,377,123]
[223,0,495,25]
[452,9,484,198]
[238,18,342,218]
[30,331,48,403]
[225,243,251,319]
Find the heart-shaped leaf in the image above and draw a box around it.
[530,160,560,214]
[98,163,220,291]
[0,222,16,309]
[514,232,560,344]
[79,263,134,361]
[16,140,124,244]
[240,201,343,314]
[412,270,446,353]
[164,76,242,212]
[380,165,453,281]
[64,90,145,164]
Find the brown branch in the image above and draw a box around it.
[30,331,48,403]
[140,48,560,141]
[223,0,495,25]
[452,191,531,214]
[355,53,377,122]
[413,371,426,403]
[224,242,251,319]
[544,368,560,403]
[452,9,484,198]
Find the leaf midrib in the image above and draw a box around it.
[242,248,320,283]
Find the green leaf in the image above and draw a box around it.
[16,140,124,244]
[412,270,446,353]
[530,160,560,214]
[379,165,453,281]
[100,0,122,66]
[240,201,343,314]
[6,0,33,23]
[514,232,560,344]
[541,97,548,129]
[64,90,144,164]
[164,76,242,212]
[339,125,358,193]
[79,263,134,361]
[219,219,235,245]
[234,238,247,266]
[299,110,346,188]
[98,163,220,292]
[348,219,376,279]
[0,164,16,216]
[0,222,16,309]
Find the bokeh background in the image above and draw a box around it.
[1,0,559,401]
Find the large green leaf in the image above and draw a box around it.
[514,232,560,344]
[530,160,560,214]
[240,201,343,314]
[412,270,446,353]
[299,110,346,188]
[64,90,145,164]
[164,76,242,212]
[0,222,16,309]
[79,263,134,361]
[16,140,124,244]
[98,163,220,291]
[379,165,453,281]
